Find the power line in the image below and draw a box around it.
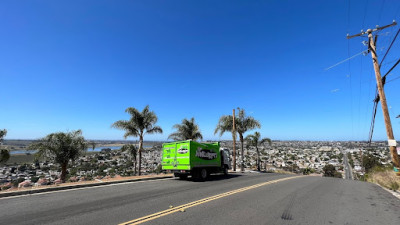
[347,0,354,140]
[366,23,400,144]
[360,0,369,139]
[362,0,369,28]
[368,58,400,144]
[377,0,386,25]
[324,50,367,71]
[368,97,378,145]
[386,75,400,84]
[380,28,400,67]
[382,58,400,78]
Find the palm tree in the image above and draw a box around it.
[121,144,137,175]
[214,115,237,171]
[0,129,6,143]
[245,131,271,171]
[168,117,203,141]
[0,129,10,163]
[112,105,162,176]
[215,107,260,172]
[28,130,87,182]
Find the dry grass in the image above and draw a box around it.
[368,169,400,191]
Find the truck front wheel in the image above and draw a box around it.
[223,166,228,176]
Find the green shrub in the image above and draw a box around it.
[389,181,399,191]
[1,185,11,191]
[12,178,25,187]
[31,176,40,183]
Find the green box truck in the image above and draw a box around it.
[161,140,231,180]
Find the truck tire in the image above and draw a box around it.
[200,168,208,180]
[223,166,228,176]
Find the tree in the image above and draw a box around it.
[362,154,381,173]
[302,167,312,175]
[168,117,203,141]
[245,131,271,171]
[214,114,237,171]
[0,149,10,163]
[112,105,162,176]
[323,164,342,178]
[28,130,87,182]
[215,107,261,172]
[0,129,10,163]
[323,164,336,177]
[0,129,7,143]
[121,144,137,175]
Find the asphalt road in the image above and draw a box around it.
[0,173,399,225]
[343,150,354,180]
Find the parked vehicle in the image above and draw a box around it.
[162,140,231,180]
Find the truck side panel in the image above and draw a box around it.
[175,142,191,170]
[190,142,221,168]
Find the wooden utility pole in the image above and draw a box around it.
[347,21,400,169]
[232,109,236,171]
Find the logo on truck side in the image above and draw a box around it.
[177,147,188,154]
[196,148,217,160]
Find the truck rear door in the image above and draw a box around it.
[162,143,177,170]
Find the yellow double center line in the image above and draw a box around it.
[119,176,301,225]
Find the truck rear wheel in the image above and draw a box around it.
[200,168,208,180]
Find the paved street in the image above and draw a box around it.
[343,150,354,180]
[0,173,399,225]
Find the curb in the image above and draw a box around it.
[0,175,173,198]
[375,183,400,200]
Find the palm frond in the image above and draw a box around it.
[113,105,162,141]
[234,108,261,136]
[214,115,234,136]
[168,132,184,141]
[260,138,272,146]
[146,126,163,134]
[169,117,203,141]
[121,144,137,160]
[28,130,87,165]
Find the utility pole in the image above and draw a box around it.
[347,21,400,170]
[232,109,236,171]
[359,148,364,175]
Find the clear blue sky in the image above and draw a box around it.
[1,0,400,141]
